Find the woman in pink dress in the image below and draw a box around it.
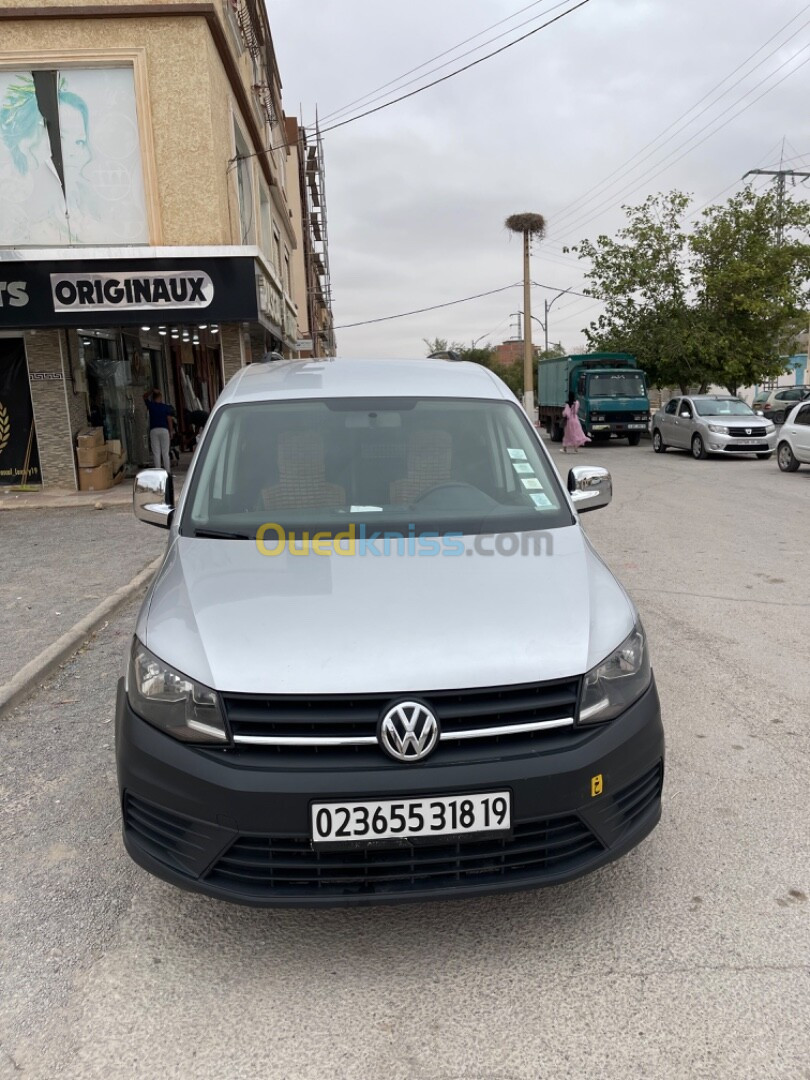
[561,392,590,453]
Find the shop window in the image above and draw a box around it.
[222,0,245,55]
[259,186,274,265]
[233,121,256,245]
[273,229,281,275]
[0,67,148,245]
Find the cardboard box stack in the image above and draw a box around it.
[106,439,126,485]
[75,429,126,491]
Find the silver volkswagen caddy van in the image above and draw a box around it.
[116,357,664,906]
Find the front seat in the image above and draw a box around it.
[390,430,452,504]
[260,431,346,509]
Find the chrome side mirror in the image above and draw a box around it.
[568,465,611,513]
[133,469,174,528]
[755,410,764,416]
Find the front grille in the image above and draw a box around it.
[727,427,767,438]
[123,793,225,876]
[592,411,647,423]
[204,813,602,899]
[221,677,581,759]
[722,442,769,451]
[603,762,663,836]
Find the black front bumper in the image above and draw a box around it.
[115,678,664,907]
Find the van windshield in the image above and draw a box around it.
[181,396,573,538]
[588,373,645,397]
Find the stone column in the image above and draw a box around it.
[219,324,245,384]
[24,330,78,490]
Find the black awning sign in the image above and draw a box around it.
[51,271,215,312]
[0,255,259,329]
[0,282,29,308]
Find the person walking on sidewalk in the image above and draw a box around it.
[561,391,590,453]
[143,389,176,472]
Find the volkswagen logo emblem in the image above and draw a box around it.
[379,701,440,763]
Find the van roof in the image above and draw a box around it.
[218,357,514,405]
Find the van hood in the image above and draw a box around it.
[138,528,635,694]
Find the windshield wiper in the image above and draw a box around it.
[193,528,251,540]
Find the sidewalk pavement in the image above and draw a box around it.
[0,483,134,512]
[0,504,168,698]
[0,457,191,512]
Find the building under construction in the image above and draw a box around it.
[287,118,337,357]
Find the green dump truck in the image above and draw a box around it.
[537,352,651,445]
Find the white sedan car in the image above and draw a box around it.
[776,400,810,472]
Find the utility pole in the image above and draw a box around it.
[743,168,810,246]
[505,212,546,417]
[522,231,534,416]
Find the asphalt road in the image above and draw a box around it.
[2,443,809,1080]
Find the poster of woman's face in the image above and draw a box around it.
[0,66,149,245]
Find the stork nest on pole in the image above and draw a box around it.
[505,212,547,238]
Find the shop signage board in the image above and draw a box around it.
[0,256,259,329]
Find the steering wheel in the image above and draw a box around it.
[412,482,485,503]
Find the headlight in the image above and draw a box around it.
[708,424,729,434]
[578,623,651,724]
[765,423,775,433]
[128,639,227,743]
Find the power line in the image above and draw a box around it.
[319,1,592,135]
[743,166,810,245]
[333,283,522,329]
[531,281,590,299]
[687,138,799,221]
[550,40,810,245]
[546,4,810,237]
[235,0,593,164]
[333,280,588,330]
[319,0,564,125]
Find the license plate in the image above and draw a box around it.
[735,440,760,446]
[628,423,647,429]
[311,791,512,845]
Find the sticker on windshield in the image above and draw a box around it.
[512,462,534,474]
[530,492,553,508]
[521,477,542,490]
[507,448,527,460]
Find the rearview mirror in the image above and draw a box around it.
[568,465,611,513]
[134,469,174,528]
[679,411,691,418]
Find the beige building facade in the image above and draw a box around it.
[0,1,333,489]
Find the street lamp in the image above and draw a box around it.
[469,332,491,349]
[534,286,573,353]
[514,303,569,354]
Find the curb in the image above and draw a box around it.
[0,555,164,718]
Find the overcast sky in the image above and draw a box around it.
[270,0,810,357]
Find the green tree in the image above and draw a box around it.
[423,340,526,396]
[572,192,712,393]
[423,337,467,356]
[571,188,810,393]
[690,187,810,392]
